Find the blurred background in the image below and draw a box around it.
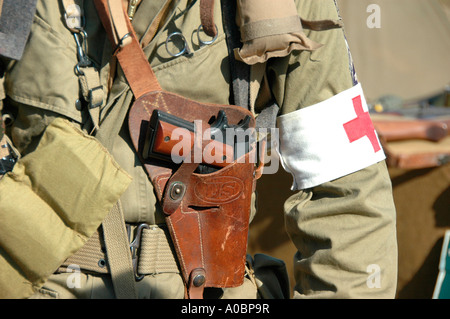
[248,0,450,299]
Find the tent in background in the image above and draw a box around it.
[336,0,450,104]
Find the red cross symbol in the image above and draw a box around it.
[343,95,381,152]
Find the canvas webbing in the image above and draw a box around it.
[59,225,179,276]
[101,202,137,299]
[60,230,109,274]
[63,1,142,296]
[221,0,279,129]
[61,0,104,131]
[138,226,180,275]
[240,15,303,42]
[91,0,171,299]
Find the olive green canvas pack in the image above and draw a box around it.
[0,118,131,298]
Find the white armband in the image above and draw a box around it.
[276,83,385,190]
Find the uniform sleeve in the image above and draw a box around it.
[266,0,398,298]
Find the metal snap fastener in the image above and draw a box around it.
[193,274,206,287]
[169,181,185,201]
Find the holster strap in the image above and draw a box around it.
[94,0,161,98]
[200,0,217,37]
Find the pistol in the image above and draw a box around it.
[142,109,252,170]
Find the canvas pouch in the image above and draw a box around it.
[0,118,131,298]
[234,0,322,65]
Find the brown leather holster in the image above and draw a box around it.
[94,0,263,298]
[129,91,261,298]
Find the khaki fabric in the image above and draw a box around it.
[2,0,397,299]
[234,0,322,65]
[285,161,397,298]
[270,0,398,298]
[0,118,131,298]
[266,0,355,116]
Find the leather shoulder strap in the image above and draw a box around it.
[94,0,161,98]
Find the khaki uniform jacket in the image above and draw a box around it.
[1,0,397,298]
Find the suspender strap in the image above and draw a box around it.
[221,0,281,129]
[102,202,138,299]
[220,0,250,109]
[93,0,164,299]
[62,0,104,131]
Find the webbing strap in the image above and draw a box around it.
[62,0,83,32]
[102,202,137,299]
[92,0,167,299]
[240,15,303,42]
[60,230,109,274]
[138,226,180,275]
[61,0,104,131]
[220,0,250,108]
[59,225,180,276]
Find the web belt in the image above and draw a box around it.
[58,224,180,278]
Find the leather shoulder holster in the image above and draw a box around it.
[94,0,264,299]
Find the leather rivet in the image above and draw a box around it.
[193,274,206,287]
[169,182,185,201]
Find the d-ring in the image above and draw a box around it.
[165,32,191,57]
[197,24,218,46]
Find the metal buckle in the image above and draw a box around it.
[88,86,104,108]
[129,223,149,281]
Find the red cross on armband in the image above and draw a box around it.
[276,83,386,190]
[343,95,381,153]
